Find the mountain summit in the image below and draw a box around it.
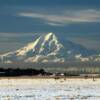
[0,33,99,63]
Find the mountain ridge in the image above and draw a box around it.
[0,32,100,63]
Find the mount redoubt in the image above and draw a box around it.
[0,33,100,63]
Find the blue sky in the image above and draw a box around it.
[0,0,100,53]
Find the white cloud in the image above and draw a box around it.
[70,9,100,21]
[46,22,64,26]
[18,9,100,26]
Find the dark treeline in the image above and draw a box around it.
[0,68,52,77]
[0,62,100,76]
[0,67,100,77]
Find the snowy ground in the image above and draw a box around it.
[0,78,100,100]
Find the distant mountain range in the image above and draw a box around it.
[0,33,100,63]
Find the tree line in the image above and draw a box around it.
[0,68,52,76]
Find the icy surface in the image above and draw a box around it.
[0,78,100,100]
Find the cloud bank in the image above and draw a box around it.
[18,9,100,26]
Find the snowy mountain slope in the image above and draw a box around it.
[0,32,99,63]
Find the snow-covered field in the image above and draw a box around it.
[0,78,100,100]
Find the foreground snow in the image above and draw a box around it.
[0,78,100,100]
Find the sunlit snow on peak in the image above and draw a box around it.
[44,32,53,41]
[16,36,41,56]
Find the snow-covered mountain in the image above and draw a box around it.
[0,32,100,63]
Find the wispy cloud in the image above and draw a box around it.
[46,22,64,26]
[18,9,100,26]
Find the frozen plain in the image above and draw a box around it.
[0,78,100,100]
